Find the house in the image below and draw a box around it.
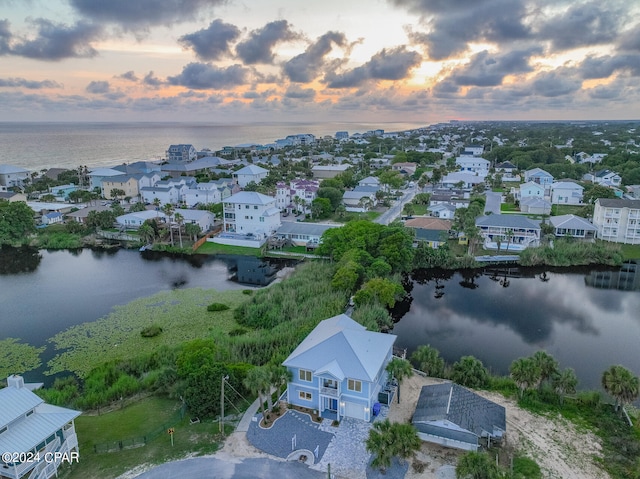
[274,222,339,246]
[116,210,166,228]
[593,198,640,244]
[283,314,396,422]
[65,204,113,224]
[166,144,196,163]
[427,203,456,219]
[517,181,545,200]
[405,218,451,248]
[549,215,596,240]
[412,383,505,451]
[233,164,269,188]
[523,168,554,187]
[592,169,622,188]
[342,190,376,212]
[173,208,215,232]
[41,211,63,225]
[312,164,351,179]
[455,156,489,176]
[140,178,195,206]
[275,179,320,215]
[0,165,30,188]
[161,156,239,178]
[0,190,27,202]
[87,168,125,191]
[219,191,281,238]
[101,175,141,200]
[0,375,80,479]
[358,176,381,189]
[441,172,485,189]
[475,214,541,251]
[495,161,517,176]
[463,145,484,156]
[550,182,583,205]
[519,197,551,215]
[391,162,417,176]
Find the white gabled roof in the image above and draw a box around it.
[520,181,544,190]
[283,314,396,383]
[552,181,583,190]
[234,164,268,175]
[0,164,29,174]
[0,386,43,427]
[549,214,597,231]
[225,191,276,205]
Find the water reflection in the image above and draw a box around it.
[0,246,42,274]
[584,260,640,291]
[392,265,640,390]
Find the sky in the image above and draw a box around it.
[1,0,640,123]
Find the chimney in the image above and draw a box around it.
[7,375,25,389]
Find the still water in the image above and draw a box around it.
[391,264,640,391]
[0,247,280,348]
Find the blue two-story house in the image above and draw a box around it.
[283,314,396,422]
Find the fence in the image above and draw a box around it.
[192,225,222,251]
[93,404,186,453]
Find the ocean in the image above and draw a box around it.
[0,121,427,172]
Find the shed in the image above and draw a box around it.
[412,383,506,451]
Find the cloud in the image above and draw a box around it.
[618,26,640,52]
[447,48,539,87]
[283,31,347,83]
[531,69,582,97]
[0,77,62,89]
[0,19,11,55]
[536,2,622,51]
[284,85,316,100]
[118,71,138,81]
[325,46,421,88]
[7,18,102,60]
[69,0,224,30]
[86,80,110,94]
[235,20,300,65]
[143,71,164,87]
[167,62,249,90]
[578,54,640,79]
[178,19,240,61]
[397,0,531,60]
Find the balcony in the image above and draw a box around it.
[320,386,339,397]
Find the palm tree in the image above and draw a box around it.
[138,222,155,245]
[386,357,413,404]
[366,419,394,472]
[410,344,445,378]
[455,451,501,479]
[532,350,559,390]
[451,356,490,389]
[510,357,541,398]
[162,203,175,245]
[243,366,272,424]
[552,368,578,406]
[504,228,514,252]
[391,422,421,464]
[174,212,184,248]
[602,365,640,413]
[185,222,201,242]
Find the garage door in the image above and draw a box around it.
[344,401,366,420]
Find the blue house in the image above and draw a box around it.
[524,167,554,187]
[166,144,196,163]
[283,314,396,422]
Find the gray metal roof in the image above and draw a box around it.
[597,198,640,209]
[413,383,505,441]
[225,191,275,205]
[283,314,396,382]
[550,214,596,231]
[476,214,540,230]
[276,222,340,237]
[0,386,43,427]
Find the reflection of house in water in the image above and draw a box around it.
[230,256,278,286]
[584,260,640,291]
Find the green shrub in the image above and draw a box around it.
[242,289,253,295]
[140,325,163,337]
[513,456,542,478]
[229,327,248,337]
[207,302,230,312]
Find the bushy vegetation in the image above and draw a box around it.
[140,325,163,337]
[0,338,45,377]
[207,302,230,312]
[519,239,624,267]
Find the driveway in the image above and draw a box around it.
[484,191,502,214]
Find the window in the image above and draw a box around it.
[348,379,362,392]
[254,205,258,209]
[245,205,250,209]
[299,369,312,382]
[299,391,312,401]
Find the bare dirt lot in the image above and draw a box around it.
[388,374,610,479]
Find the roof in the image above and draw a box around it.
[552,181,583,190]
[413,383,505,441]
[549,214,597,231]
[525,167,553,177]
[283,314,396,383]
[0,164,29,174]
[520,197,551,208]
[476,214,540,230]
[88,168,123,177]
[276,222,339,237]
[234,164,268,175]
[117,210,166,221]
[414,228,447,242]
[597,198,640,209]
[343,190,374,200]
[405,217,452,230]
[359,176,380,185]
[225,191,276,205]
[173,209,214,221]
[520,181,544,190]
[312,165,351,171]
[0,385,43,427]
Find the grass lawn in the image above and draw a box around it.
[195,241,261,256]
[61,396,224,479]
[551,205,585,216]
[46,288,252,377]
[411,204,429,216]
[620,243,640,259]
[500,203,519,212]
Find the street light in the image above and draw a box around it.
[220,375,229,435]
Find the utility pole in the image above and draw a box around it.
[220,374,228,435]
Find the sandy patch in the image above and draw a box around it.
[388,374,610,479]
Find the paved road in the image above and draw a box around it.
[375,186,417,225]
[134,456,326,479]
[485,191,502,214]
